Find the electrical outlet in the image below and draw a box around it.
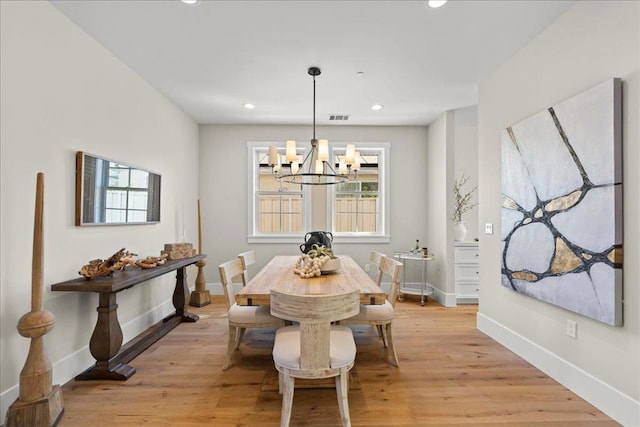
[566,320,577,339]
[485,223,494,234]
[364,263,370,272]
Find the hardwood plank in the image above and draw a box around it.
[57,297,619,426]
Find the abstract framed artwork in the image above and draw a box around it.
[500,78,622,326]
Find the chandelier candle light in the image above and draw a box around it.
[268,67,361,185]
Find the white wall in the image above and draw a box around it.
[424,107,478,307]
[0,1,200,421]
[199,124,436,290]
[477,1,639,425]
[454,106,479,241]
[424,112,456,305]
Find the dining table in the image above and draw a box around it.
[236,255,386,306]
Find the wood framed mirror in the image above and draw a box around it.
[75,151,161,226]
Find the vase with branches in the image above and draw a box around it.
[452,173,477,241]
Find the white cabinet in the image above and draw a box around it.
[455,242,479,303]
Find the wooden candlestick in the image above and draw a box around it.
[190,199,210,307]
[6,173,64,426]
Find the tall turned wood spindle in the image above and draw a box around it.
[6,173,64,426]
[190,199,210,307]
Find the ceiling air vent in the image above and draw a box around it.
[329,114,350,121]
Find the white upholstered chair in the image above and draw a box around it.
[270,289,360,427]
[218,258,284,370]
[238,250,256,287]
[342,255,402,366]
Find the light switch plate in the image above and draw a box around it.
[485,223,494,234]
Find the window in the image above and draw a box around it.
[334,180,378,232]
[103,162,152,223]
[77,152,160,226]
[248,141,389,243]
[328,143,390,243]
[248,142,310,243]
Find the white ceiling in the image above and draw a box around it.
[51,0,574,126]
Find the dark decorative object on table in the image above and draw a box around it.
[299,231,333,253]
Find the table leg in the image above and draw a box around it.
[76,292,135,380]
[421,260,426,306]
[398,261,407,301]
[173,266,199,323]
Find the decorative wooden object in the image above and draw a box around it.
[190,199,210,307]
[161,242,196,260]
[134,253,168,269]
[51,255,205,380]
[6,173,64,427]
[236,255,386,307]
[78,248,137,279]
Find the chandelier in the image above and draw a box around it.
[268,67,360,185]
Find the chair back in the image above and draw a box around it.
[238,250,256,286]
[218,258,245,310]
[271,289,359,370]
[379,256,403,308]
[369,251,385,285]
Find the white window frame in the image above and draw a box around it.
[247,141,311,243]
[327,142,391,243]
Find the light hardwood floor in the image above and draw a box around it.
[58,296,618,426]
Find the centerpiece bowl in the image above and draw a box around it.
[320,257,341,273]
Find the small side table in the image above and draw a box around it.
[394,252,435,306]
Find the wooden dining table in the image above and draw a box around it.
[236,255,386,306]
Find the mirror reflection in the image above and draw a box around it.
[76,151,161,226]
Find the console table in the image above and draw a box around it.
[51,254,205,381]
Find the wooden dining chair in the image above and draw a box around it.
[342,256,402,366]
[270,289,360,427]
[369,250,385,285]
[367,250,388,341]
[238,250,256,286]
[218,258,284,370]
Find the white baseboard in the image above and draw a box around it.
[430,285,457,307]
[477,312,640,426]
[0,385,19,426]
[1,297,178,424]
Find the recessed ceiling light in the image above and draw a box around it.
[356,71,365,77]
[371,104,383,111]
[427,0,447,8]
[243,103,255,109]
[181,0,200,5]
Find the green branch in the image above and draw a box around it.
[452,173,478,222]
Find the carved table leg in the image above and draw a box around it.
[173,266,199,323]
[76,292,135,380]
